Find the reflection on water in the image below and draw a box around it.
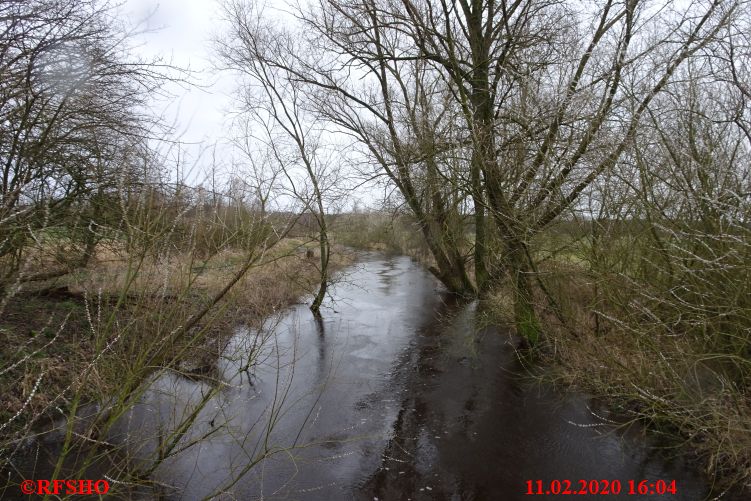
[5,254,726,500]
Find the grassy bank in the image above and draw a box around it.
[543,316,751,494]
[485,248,750,497]
[532,268,750,496]
[0,239,353,455]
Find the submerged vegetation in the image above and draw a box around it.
[1,0,750,497]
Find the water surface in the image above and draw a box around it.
[5,253,722,500]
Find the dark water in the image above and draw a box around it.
[3,254,726,500]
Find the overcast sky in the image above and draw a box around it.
[120,0,238,182]
[116,0,384,209]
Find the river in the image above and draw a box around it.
[6,253,721,500]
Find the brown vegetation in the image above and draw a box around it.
[0,239,353,445]
[2,0,750,496]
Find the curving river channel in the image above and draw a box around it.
[8,253,723,500]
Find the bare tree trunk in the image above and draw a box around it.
[506,239,541,345]
[309,174,330,316]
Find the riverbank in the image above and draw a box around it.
[483,271,751,498]
[0,240,354,457]
[539,300,751,498]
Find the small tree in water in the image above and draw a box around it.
[216,2,343,317]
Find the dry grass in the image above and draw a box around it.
[524,269,751,496]
[0,239,354,447]
[479,252,750,495]
[547,326,751,493]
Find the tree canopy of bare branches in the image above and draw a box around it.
[219,0,747,343]
[0,0,171,286]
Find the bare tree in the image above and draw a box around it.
[0,0,172,290]
[233,0,734,342]
[217,2,344,316]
